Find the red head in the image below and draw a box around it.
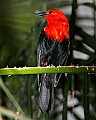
[35,9,69,42]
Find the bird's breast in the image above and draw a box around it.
[44,23,69,42]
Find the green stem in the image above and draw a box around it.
[27,75,33,118]
[83,74,90,120]
[70,0,77,63]
[0,66,96,75]
[0,77,23,113]
[0,106,31,120]
[71,74,75,113]
[62,75,70,120]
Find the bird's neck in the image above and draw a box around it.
[44,21,69,42]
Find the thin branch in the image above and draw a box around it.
[0,66,96,75]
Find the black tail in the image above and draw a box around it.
[38,74,54,113]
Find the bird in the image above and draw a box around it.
[35,9,70,114]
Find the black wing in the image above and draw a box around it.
[37,30,69,113]
[38,30,69,66]
[37,30,69,86]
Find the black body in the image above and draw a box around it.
[37,30,69,113]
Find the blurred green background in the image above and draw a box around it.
[0,0,96,120]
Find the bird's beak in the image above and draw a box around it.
[34,11,47,16]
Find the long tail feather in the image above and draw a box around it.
[38,74,54,113]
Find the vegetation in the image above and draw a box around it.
[0,0,96,120]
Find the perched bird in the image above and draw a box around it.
[35,9,70,113]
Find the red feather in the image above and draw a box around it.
[44,10,69,42]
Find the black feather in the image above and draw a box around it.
[37,29,69,113]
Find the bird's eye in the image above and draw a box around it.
[49,11,52,14]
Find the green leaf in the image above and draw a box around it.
[76,27,96,50]
[81,2,96,10]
